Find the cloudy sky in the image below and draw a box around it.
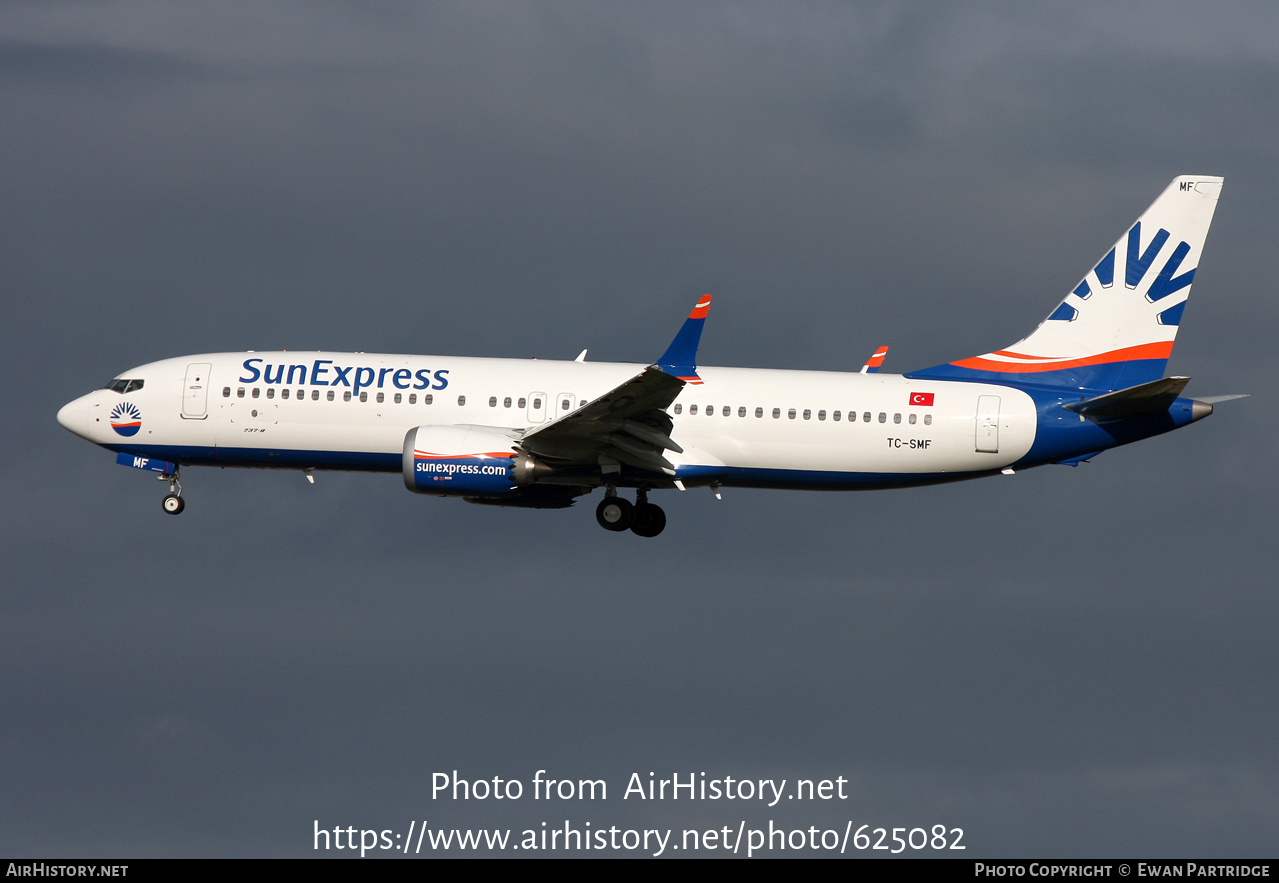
[3,0,1276,857]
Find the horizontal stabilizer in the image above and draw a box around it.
[1054,451,1103,467]
[1195,394,1250,405]
[1063,376,1190,418]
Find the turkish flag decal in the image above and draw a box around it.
[909,392,935,406]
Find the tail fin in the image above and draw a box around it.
[910,176,1223,391]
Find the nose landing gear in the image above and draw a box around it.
[595,488,665,537]
[160,470,185,515]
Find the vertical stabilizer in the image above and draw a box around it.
[911,176,1223,391]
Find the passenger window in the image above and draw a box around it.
[908,413,916,425]
[297,390,304,399]
[773,408,781,419]
[252,388,260,399]
[788,409,796,419]
[222,387,231,398]
[409,393,416,404]
[893,413,901,424]
[924,414,932,425]
[517,397,526,408]
[863,412,871,423]
[833,410,841,421]
[344,391,352,402]
[266,388,275,399]
[458,395,466,406]
[425,394,433,405]
[738,406,746,417]
[325,390,332,401]
[531,397,540,409]
[281,389,290,400]
[755,407,763,418]
[690,405,698,415]
[360,392,368,403]
[375,392,384,403]
[878,412,886,423]
[504,397,512,408]
[562,398,571,411]
[818,410,826,421]
[674,404,682,414]
[489,396,497,407]
[803,409,811,420]
[393,393,401,404]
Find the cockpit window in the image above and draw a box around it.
[103,379,143,393]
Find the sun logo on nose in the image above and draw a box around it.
[109,402,142,437]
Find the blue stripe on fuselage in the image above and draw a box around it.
[104,443,400,472]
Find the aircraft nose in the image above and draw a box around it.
[57,395,89,439]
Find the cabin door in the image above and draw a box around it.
[182,362,212,419]
[975,395,1000,453]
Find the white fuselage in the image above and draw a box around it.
[59,351,1038,488]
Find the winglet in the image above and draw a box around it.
[861,345,889,374]
[656,295,712,385]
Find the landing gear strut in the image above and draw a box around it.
[595,488,666,537]
[160,469,185,515]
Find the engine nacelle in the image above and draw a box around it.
[403,425,519,497]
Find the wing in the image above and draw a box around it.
[519,296,711,478]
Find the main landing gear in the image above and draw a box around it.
[595,488,666,537]
[160,469,185,515]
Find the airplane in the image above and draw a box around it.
[57,175,1238,537]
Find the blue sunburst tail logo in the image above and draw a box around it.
[109,402,142,437]
[907,175,1223,391]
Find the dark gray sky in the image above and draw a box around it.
[3,1,1276,857]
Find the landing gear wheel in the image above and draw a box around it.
[630,502,666,537]
[162,494,185,515]
[596,497,634,531]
